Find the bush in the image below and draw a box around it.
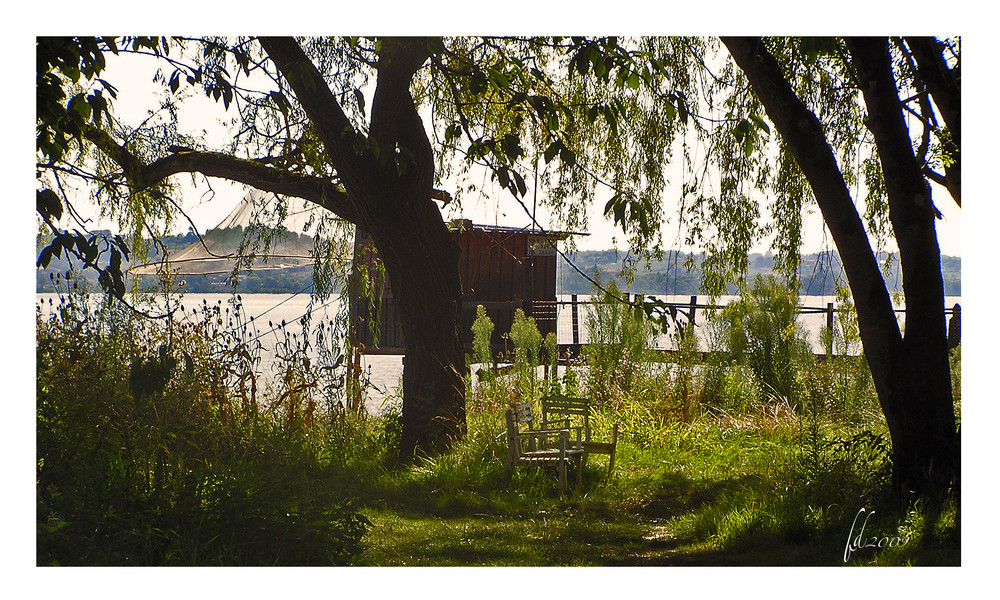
[509,308,543,401]
[36,292,369,565]
[583,280,656,406]
[709,275,812,406]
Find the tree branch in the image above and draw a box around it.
[84,126,361,224]
[258,37,367,181]
[846,37,948,342]
[903,36,961,206]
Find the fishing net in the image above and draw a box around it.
[131,189,330,276]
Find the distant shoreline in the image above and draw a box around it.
[36,247,961,297]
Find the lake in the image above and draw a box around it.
[36,292,961,414]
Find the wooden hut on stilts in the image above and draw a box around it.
[347,219,578,357]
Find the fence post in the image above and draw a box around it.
[948,303,961,349]
[689,295,698,326]
[826,302,835,358]
[571,294,579,345]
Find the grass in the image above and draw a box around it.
[340,404,959,566]
[36,285,961,566]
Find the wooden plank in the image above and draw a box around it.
[501,234,515,302]
[513,233,527,301]
[464,230,481,298]
[486,232,498,301]
[457,228,471,295]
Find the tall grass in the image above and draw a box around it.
[36,289,369,565]
[583,279,657,407]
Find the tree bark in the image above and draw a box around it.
[83,127,361,223]
[846,37,958,492]
[722,37,958,494]
[261,36,467,455]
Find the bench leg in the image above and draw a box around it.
[558,460,567,495]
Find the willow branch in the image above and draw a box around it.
[258,37,364,176]
[84,125,361,224]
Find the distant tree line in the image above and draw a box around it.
[557,250,961,297]
[37,238,960,298]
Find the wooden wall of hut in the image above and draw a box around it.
[348,221,568,356]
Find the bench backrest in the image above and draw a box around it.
[506,402,533,442]
[541,395,591,442]
[508,402,534,427]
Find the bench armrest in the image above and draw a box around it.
[518,427,583,450]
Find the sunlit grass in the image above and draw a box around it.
[37,287,960,565]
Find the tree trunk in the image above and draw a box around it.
[260,37,468,456]
[847,37,959,492]
[722,37,958,494]
[363,186,468,457]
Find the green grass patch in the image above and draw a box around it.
[37,286,960,565]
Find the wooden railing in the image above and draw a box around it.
[556,294,961,359]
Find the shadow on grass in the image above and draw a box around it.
[351,439,959,566]
[359,464,830,565]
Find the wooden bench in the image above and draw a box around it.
[504,402,584,495]
[541,395,619,475]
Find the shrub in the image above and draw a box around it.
[36,292,369,565]
[509,308,543,401]
[471,304,495,367]
[711,275,812,406]
[583,280,656,406]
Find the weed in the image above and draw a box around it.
[583,279,656,407]
[711,275,813,406]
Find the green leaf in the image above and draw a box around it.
[36,189,63,222]
[749,114,771,135]
[594,56,607,79]
[559,147,576,167]
[512,170,527,197]
[543,140,561,164]
[469,70,487,95]
[496,166,509,189]
[487,67,510,91]
[269,91,290,113]
[444,122,462,143]
[734,119,751,143]
[500,133,523,161]
[353,89,366,116]
[37,245,54,269]
[353,132,369,155]
[663,102,676,121]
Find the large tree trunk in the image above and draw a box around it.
[846,37,959,492]
[359,180,467,456]
[722,37,958,494]
[261,37,468,455]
